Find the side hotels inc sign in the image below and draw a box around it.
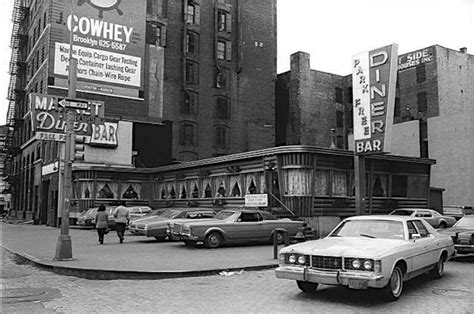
[28,93,118,147]
[352,44,398,154]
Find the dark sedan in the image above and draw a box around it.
[440,214,474,254]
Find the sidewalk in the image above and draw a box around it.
[0,222,280,280]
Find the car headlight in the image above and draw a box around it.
[363,260,373,270]
[297,255,306,265]
[288,255,296,264]
[352,259,361,269]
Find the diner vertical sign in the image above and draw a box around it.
[352,44,398,154]
[352,44,398,215]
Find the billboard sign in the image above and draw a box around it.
[398,47,434,71]
[245,194,268,207]
[352,44,398,154]
[53,0,146,99]
[28,93,118,147]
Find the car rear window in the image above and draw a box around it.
[390,210,413,216]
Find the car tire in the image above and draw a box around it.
[296,281,318,292]
[381,265,404,301]
[204,232,222,248]
[430,254,446,279]
[269,232,284,244]
[437,222,447,229]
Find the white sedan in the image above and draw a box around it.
[275,215,455,301]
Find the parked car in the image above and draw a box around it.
[176,208,313,248]
[107,206,152,229]
[166,209,217,240]
[443,205,474,221]
[439,214,474,254]
[389,208,456,229]
[275,215,455,301]
[130,208,168,223]
[130,208,217,240]
[77,206,116,228]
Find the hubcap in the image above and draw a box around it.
[391,269,402,296]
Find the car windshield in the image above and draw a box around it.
[159,210,183,219]
[214,211,237,220]
[454,216,474,228]
[331,220,405,240]
[390,209,413,216]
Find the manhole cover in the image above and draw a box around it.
[432,288,472,298]
[2,288,47,299]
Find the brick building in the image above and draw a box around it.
[276,45,474,208]
[4,0,276,221]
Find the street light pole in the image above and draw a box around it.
[55,0,76,260]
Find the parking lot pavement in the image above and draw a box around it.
[0,222,279,279]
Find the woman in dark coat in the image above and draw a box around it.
[95,204,109,244]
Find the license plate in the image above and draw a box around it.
[348,279,368,289]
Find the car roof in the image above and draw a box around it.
[345,215,421,222]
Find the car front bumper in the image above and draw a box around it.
[275,265,388,289]
[455,244,474,254]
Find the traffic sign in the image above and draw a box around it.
[58,98,90,110]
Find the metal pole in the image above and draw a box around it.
[354,155,366,216]
[55,0,76,260]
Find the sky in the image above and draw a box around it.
[0,0,473,125]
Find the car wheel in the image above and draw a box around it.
[204,232,222,248]
[381,265,404,301]
[437,222,447,229]
[269,232,284,244]
[430,254,446,279]
[296,281,318,292]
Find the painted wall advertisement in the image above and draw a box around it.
[28,93,118,147]
[398,47,434,71]
[352,44,398,154]
[53,0,146,99]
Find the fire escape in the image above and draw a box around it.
[4,0,29,194]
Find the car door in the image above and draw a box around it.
[233,212,265,241]
[409,220,435,269]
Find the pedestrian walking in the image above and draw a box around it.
[95,204,109,244]
[113,201,130,243]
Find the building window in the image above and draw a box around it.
[336,110,343,128]
[147,0,165,16]
[416,64,426,83]
[417,92,427,112]
[335,87,343,103]
[213,125,229,149]
[186,3,200,25]
[392,175,408,197]
[185,32,198,54]
[217,9,231,32]
[185,60,198,84]
[215,97,230,119]
[179,122,197,146]
[394,97,401,117]
[346,87,353,103]
[215,67,229,89]
[43,12,47,28]
[181,91,198,115]
[216,40,231,61]
[146,23,166,46]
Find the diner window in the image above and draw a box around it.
[371,174,388,197]
[191,183,199,198]
[315,170,330,196]
[392,175,408,197]
[214,97,230,119]
[407,175,428,198]
[332,171,348,196]
[217,9,231,32]
[185,32,198,54]
[230,176,241,197]
[185,3,200,25]
[416,64,426,83]
[213,125,229,149]
[417,92,427,112]
[185,60,198,84]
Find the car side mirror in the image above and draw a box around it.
[412,234,421,240]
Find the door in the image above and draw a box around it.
[408,220,434,270]
[232,212,265,241]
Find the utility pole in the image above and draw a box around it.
[55,0,76,260]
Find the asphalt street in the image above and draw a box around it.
[2,248,474,313]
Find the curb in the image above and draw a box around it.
[2,245,279,280]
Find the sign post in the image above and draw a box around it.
[352,44,398,215]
